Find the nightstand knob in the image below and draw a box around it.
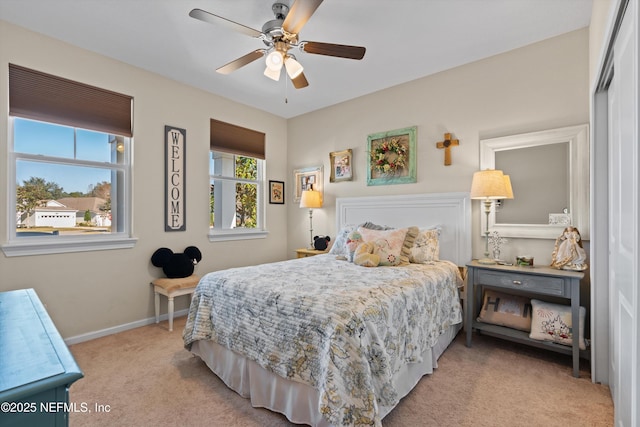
[512,280,522,285]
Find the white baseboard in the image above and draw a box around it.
[64,309,189,345]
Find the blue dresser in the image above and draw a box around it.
[0,289,83,427]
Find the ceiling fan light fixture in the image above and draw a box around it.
[189,3,367,90]
[264,65,281,81]
[265,50,284,71]
[284,56,304,79]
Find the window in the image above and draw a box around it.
[209,119,266,241]
[4,64,135,257]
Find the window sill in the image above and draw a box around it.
[2,235,138,257]
[208,229,268,242]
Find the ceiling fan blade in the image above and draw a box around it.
[189,8,262,38]
[216,50,265,75]
[282,0,324,35]
[301,41,366,60]
[291,72,309,89]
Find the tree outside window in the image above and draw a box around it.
[210,152,263,233]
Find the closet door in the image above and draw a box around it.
[608,1,639,425]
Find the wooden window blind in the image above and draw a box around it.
[9,63,133,137]
[210,118,265,160]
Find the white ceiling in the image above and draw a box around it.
[0,0,593,119]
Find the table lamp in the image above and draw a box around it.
[470,169,514,264]
[299,188,323,249]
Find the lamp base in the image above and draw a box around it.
[476,257,497,265]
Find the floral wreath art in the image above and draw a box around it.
[371,137,408,175]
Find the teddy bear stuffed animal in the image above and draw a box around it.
[353,241,380,267]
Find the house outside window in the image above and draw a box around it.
[3,64,135,257]
[208,119,267,241]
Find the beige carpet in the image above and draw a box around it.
[68,317,613,426]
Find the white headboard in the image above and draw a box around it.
[336,192,471,266]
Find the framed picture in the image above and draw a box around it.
[293,166,323,202]
[367,126,417,186]
[329,149,353,182]
[269,180,285,204]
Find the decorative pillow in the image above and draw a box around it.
[477,290,532,331]
[329,222,393,258]
[357,227,409,266]
[409,227,440,263]
[529,299,586,350]
[401,226,419,264]
[357,225,418,265]
[328,224,356,257]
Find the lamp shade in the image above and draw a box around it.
[265,50,284,71]
[264,50,284,81]
[502,175,514,199]
[284,56,304,79]
[470,170,510,199]
[263,66,281,81]
[299,190,323,209]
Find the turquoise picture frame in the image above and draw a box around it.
[367,126,417,186]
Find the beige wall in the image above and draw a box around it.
[589,0,616,86]
[287,28,590,268]
[0,20,590,340]
[0,21,289,338]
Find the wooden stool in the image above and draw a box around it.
[151,274,200,331]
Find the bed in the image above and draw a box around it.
[183,192,471,427]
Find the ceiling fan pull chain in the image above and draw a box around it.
[285,73,289,104]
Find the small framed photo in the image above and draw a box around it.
[269,180,285,204]
[293,166,323,202]
[329,149,353,182]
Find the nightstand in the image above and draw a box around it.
[296,248,328,258]
[465,260,585,377]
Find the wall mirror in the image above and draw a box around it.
[480,124,589,239]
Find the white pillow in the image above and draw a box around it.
[529,299,586,350]
[328,224,356,257]
[409,227,440,263]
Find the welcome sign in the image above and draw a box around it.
[165,126,186,231]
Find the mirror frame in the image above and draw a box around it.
[480,124,589,239]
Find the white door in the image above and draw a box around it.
[608,1,639,425]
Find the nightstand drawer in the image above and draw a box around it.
[477,270,566,296]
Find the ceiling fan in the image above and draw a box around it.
[189,0,366,89]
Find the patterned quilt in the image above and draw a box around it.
[183,255,462,427]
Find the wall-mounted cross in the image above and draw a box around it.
[436,133,459,166]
